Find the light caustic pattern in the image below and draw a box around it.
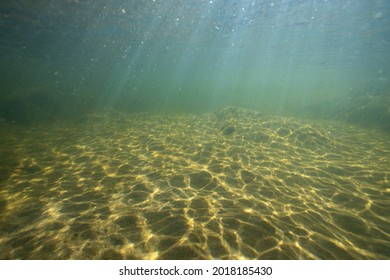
[0,107,389,259]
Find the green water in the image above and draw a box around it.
[0,1,389,260]
[1,1,389,124]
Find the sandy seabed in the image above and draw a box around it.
[0,107,389,259]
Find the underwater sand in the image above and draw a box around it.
[0,107,389,259]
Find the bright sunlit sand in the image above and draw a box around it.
[0,107,388,260]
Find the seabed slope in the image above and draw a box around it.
[0,107,389,259]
